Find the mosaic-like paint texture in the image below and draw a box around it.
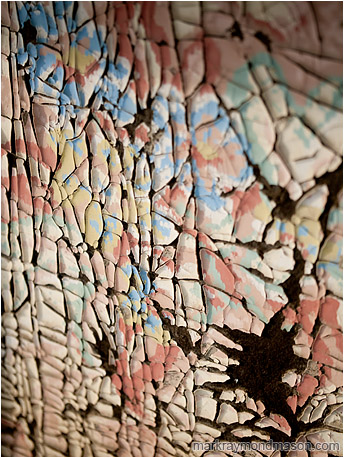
[1,1,343,456]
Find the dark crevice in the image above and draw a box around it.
[249,163,299,221]
[254,31,272,52]
[20,19,37,48]
[213,313,307,442]
[91,330,117,374]
[280,247,305,311]
[316,165,343,237]
[165,324,194,356]
[229,21,244,41]
[125,108,154,143]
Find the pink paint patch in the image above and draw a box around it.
[200,249,235,294]
[297,374,318,407]
[151,362,164,382]
[319,296,342,329]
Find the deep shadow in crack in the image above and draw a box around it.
[254,31,272,51]
[229,21,244,40]
[200,313,307,443]
[280,246,305,311]
[20,20,37,48]
[316,165,343,237]
[224,313,306,422]
[125,107,154,143]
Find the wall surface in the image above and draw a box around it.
[1,1,343,456]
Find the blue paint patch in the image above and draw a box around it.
[102,231,114,245]
[48,66,64,91]
[103,214,121,233]
[117,109,134,124]
[129,288,141,312]
[17,3,29,27]
[113,61,129,81]
[30,5,49,43]
[139,268,151,295]
[190,100,219,130]
[76,23,101,57]
[145,312,162,334]
[54,2,65,17]
[152,95,168,129]
[72,136,85,158]
[169,101,186,124]
[152,213,173,238]
[118,91,136,115]
[297,225,309,237]
[89,218,101,235]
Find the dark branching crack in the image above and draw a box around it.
[197,314,307,444]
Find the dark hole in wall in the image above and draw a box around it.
[317,165,343,236]
[229,21,244,40]
[221,313,307,442]
[20,20,37,48]
[255,31,272,51]
[227,314,305,411]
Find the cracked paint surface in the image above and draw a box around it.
[1,1,343,457]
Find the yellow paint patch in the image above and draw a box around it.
[54,141,75,184]
[197,141,218,160]
[70,187,92,233]
[101,232,121,264]
[85,201,103,246]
